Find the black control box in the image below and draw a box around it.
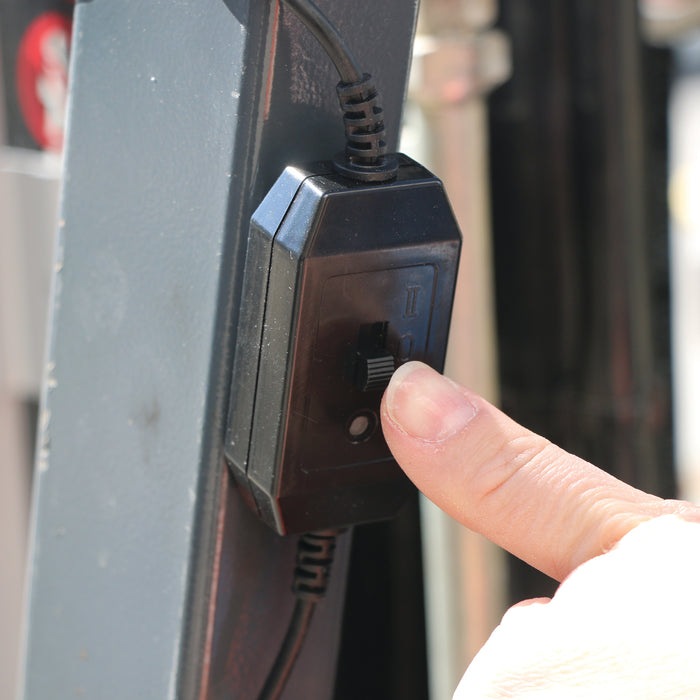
[225,155,461,534]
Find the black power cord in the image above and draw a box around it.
[282,0,398,181]
[282,0,362,83]
[259,530,341,700]
[255,2,403,697]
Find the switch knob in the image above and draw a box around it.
[355,354,396,391]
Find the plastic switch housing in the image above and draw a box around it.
[225,156,461,535]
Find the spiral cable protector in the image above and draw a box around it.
[292,530,340,602]
[337,75,388,163]
[334,75,399,182]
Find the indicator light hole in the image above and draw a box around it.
[346,410,378,443]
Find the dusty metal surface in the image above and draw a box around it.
[20,1,418,698]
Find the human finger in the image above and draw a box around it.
[380,361,700,580]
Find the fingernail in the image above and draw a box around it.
[385,362,477,442]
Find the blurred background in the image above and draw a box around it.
[1,0,700,698]
[1,2,68,698]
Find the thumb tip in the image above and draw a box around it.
[383,361,478,443]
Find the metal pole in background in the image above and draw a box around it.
[489,0,675,602]
[403,1,510,695]
[19,2,418,698]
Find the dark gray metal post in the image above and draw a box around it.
[19,1,418,698]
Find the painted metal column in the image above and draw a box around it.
[19,2,418,698]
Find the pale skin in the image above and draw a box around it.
[380,361,700,699]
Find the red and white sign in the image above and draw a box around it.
[16,11,72,152]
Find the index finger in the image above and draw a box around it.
[380,362,700,581]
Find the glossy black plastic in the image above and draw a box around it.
[225,155,461,534]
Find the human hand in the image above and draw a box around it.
[380,361,700,699]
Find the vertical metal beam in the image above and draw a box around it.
[19,1,418,698]
[489,0,673,602]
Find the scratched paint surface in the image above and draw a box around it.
[20,1,419,698]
